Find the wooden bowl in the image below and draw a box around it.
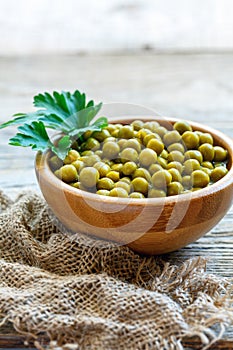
[35,117,233,255]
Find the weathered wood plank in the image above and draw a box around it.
[1,54,233,129]
[0,322,233,349]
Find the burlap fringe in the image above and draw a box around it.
[0,190,232,350]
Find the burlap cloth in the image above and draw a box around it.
[0,190,232,350]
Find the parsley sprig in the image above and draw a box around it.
[0,90,108,159]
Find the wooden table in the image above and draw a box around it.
[0,53,233,349]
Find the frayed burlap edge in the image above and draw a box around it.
[0,190,232,350]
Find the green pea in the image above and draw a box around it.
[114,123,123,129]
[147,138,164,155]
[160,149,169,159]
[102,142,120,159]
[122,161,138,176]
[121,148,139,163]
[81,155,100,167]
[174,121,192,134]
[103,136,116,143]
[167,182,184,196]
[115,181,131,193]
[163,130,181,146]
[85,137,100,151]
[49,155,63,170]
[137,128,152,140]
[118,139,127,150]
[191,170,210,188]
[213,146,228,162]
[148,188,166,198]
[143,133,159,146]
[124,139,141,153]
[92,129,111,141]
[79,167,100,188]
[109,188,128,197]
[157,157,167,169]
[167,161,183,173]
[81,150,94,156]
[83,130,93,140]
[150,121,161,131]
[129,192,145,199]
[118,125,135,139]
[55,165,78,183]
[111,163,124,173]
[167,143,185,153]
[167,151,184,163]
[148,164,163,175]
[103,159,115,167]
[184,150,203,163]
[183,159,201,175]
[111,129,119,138]
[72,160,85,173]
[64,150,80,164]
[211,166,228,182]
[182,175,192,189]
[198,143,214,161]
[144,121,160,132]
[155,126,168,138]
[151,170,172,189]
[182,131,199,149]
[131,120,144,131]
[201,161,214,169]
[105,125,117,133]
[199,133,213,145]
[71,182,81,189]
[133,168,151,182]
[194,131,203,138]
[106,171,120,182]
[97,177,115,190]
[139,148,157,167]
[95,150,103,157]
[120,177,131,185]
[168,168,182,182]
[201,167,212,176]
[131,177,149,195]
[96,190,110,196]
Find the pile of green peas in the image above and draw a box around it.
[50,120,229,198]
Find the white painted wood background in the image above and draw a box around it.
[0,0,233,55]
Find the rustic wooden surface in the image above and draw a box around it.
[0,53,233,349]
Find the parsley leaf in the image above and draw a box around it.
[51,135,73,160]
[9,122,54,151]
[0,111,47,129]
[0,91,104,132]
[0,90,108,160]
[69,117,108,139]
[9,122,72,159]
[34,90,91,118]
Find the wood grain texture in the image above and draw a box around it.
[0,54,233,349]
[0,323,232,349]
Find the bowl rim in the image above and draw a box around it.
[35,116,233,206]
